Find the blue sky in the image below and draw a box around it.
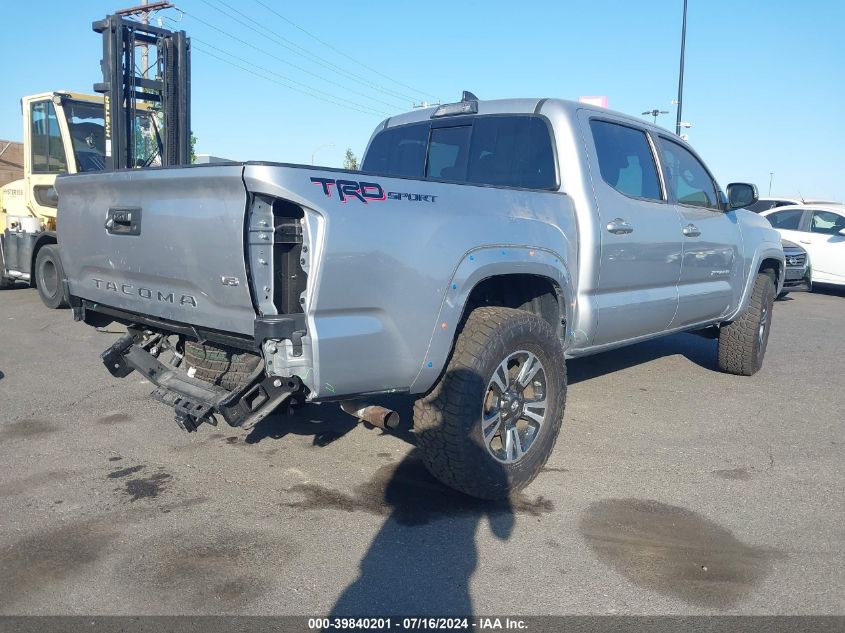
[1,0,843,200]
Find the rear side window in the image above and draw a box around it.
[656,137,720,209]
[363,115,557,189]
[745,200,777,213]
[766,209,804,230]
[590,120,662,201]
[466,116,557,189]
[810,210,845,235]
[361,122,428,178]
[427,125,471,180]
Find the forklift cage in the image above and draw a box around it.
[92,14,190,170]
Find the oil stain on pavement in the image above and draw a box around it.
[712,468,753,481]
[127,528,295,609]
[0,418,60,439]
[283,455,553,526]
[97,413,133,424]
[579,498,777,608]
[0,517,121,608]
[107,464,172,501]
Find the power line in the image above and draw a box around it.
[250,0,438,101]
[179,10,404,111]
[194,0,416,105]
[191,43,388,117]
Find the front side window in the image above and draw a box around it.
[361,122,429,178]
[657,137,720,209]
[426,125,471,180]
[590,120,662,201]
[766,209,804,230]
[810,210,845,235]
[30,100,67,173]
[65,100,106,172]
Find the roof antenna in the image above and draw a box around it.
[461,91,479,102]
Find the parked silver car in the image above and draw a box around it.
[57,95,785,498]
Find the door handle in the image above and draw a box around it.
[682,224,701,237]
[606,218,634,235]
[105,207,142,236]
[799,240,812,244]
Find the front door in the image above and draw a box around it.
[24,98,69,225]
[654,136,743,326]
[581,116,684,346]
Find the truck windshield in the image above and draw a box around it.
[64,99,162,171]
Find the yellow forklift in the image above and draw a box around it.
[0,8,190,307]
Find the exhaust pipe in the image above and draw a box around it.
[340,401,400,430]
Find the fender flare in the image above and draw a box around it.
[725,244,784,322]
[408,245,575,394]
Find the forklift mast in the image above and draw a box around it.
[92,14,190,170]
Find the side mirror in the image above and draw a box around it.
[726,182,758,209]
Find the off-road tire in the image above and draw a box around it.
[34,244,70,309]
[184,340,262,391]
[717,272,775,376]
[413,307,567,500]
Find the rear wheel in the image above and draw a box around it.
[183,340,262,391]
[413,307,567,499]
[717,272,775,376]
[34,244,70,309]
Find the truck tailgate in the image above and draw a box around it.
[56,165,256,335]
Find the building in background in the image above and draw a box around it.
[0,140,23,187]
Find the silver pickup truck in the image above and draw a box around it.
[56,95,784,499]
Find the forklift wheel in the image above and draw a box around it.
[35,244,70,309]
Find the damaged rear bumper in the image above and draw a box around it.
[101,333,301,432]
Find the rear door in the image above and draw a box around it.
[803,209,845,283]
[654,136,743,326]
[56,164,256,335]
[581,115,684,346]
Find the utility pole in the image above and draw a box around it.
[115,1,173,77]
[642,109,669,124]
[769,172,774,196]
[675,0,688,137]
[141,0,148,78]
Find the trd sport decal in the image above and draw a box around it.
[310,177,437,204]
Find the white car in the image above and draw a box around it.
[762,204,845,287]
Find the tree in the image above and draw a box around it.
[190,132,197,164]
[343,148,358,171]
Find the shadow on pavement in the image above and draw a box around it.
[812,284,845,298]
[568,332,718,385]
[245,393,417,447]
[309,367,555,618]
[323,449,518,617]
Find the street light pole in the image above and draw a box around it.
[675,0,688,137]
[643,109,669,124]
[311,143,335,165]
[769,172,774,196]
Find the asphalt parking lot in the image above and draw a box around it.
[0,285,843,616]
